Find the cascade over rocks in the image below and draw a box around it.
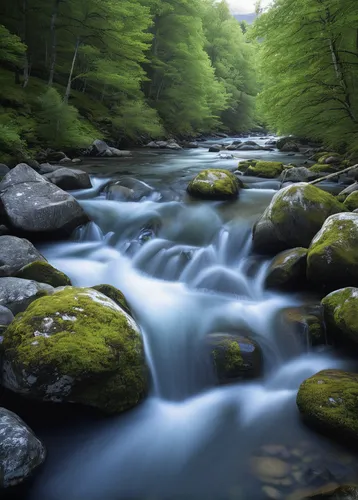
[265,247,308,290]
[252,183,346,254]
[297,370,358,443]
[321,287,358,346]
[187,169,241,200]
[0,236,46,277]
[0,163,89,237]
[0,408,46,489]
[307,213,358,290]
[2,287,148,414]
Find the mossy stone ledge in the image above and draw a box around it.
[297,369,358,443]
[321,287,358,346]
[244,160,285,178]
[2,286,148,414]
[16,261,71,287]
[187,169,241,200]
[307,213,358,291]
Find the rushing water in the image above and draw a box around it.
[16,137,358,499]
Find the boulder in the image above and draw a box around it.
[59,157,72,164]
[183,142,199,149]
[16,261,71,288]
[0,408,46,489]
[2,287,148,414]
[307,214,358,290]
[104,177,154,201]
[318,154,342,165]
[307,485,358,499]
[44,167,92,190]
[279,167,319,183]
[339,182,358,197]
[187,169,241,200]
[92,284,131,316]
[321,287,358,346]
[46,151,68,162]
[166,140,181,150]
[0,305,14,328]
[38,162,60,174]
[237,144,261,151]
[0,236,46,277]
[207,333,262,384]
[344,192,358,211]
[283,305,325,346]
[277,137,298,150]
[91,139,112,156]
[0,164,89,237]
[253,183,346,254]
[208,145,222,152]
[0,277,53,314]
[109,147,131,156]
[265,247,308,290]
[280,142,300,152]
[297,369,358,442]
[310,163,340,174]
[244,161,285,178]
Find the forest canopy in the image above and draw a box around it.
[0,0,257,162]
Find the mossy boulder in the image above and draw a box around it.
[344,192,358,211]
[187,169,241,200]
[321,287,358,346]
[264,247,307,290]
[276,137,299,151]
[317,154,342,165]
[92,284,131,316]
[307,214,358,291]
[309,163,337,174]
[207,333,262,384]
[297,369,358,442]
[16,261,71,287]
[244,161,285,179]
[2,287,148,414]
[253,183,346,254]
[311,151,336,162]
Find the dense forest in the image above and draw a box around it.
[0,0,257,163]
[253,0,358,154]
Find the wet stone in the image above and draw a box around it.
[251,457,291,480]
[262,485,283,499]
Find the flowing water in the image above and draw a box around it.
[16,137,358,499]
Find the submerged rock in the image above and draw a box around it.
[104,177,154,201]
[0,277,53,314]
[321,287,358,346]
[244,161,285,178]
[0,164,88,237]
[207,333,262,384]
[265,247,307,290]
[16,261,71,288]
[0,236,46,277]
[0,408,46,489]
[2,287,148,414]
[307,213,358,290]
[297,369,358,442]
[252,183,346,254]
[187,169,241,200]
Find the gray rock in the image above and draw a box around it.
[0,235,46,277]
[38,163,60,174]
[0,408,46,489]
[72,158,82,164]
[0,164,89,236]
[105,177,154,201]
[105,185,136,201]
[0,277,53,314]
[147,141,160,148]
[184,142,199,149]
[0,164,10,177]
[208,145,222,152]
[279,167,319,183]
[91,139,112,156]
[237,144,261,151]
[166,141,181,150]
[109,147,131,157]
[281,142,300,152]
[46,151,67,162]
[44,167,92,190]
[0,305,14,326]
[339,182,358,196]
[59,156,72,164]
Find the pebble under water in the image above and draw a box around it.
[12,138,358,500]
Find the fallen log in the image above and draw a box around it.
[308,164,358,185]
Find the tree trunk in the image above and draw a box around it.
[308,164,358,185]
[22,0,29,88]
[63,37,80,104]
[23,53,29,88]
[48,0,61,86]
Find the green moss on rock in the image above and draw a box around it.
[2,287,148,414]
[317,154,342,164]
[16,261,71,287]
[245,161,285,178]
[322,287,358,345]
[307,214,358,290]
[297,369,358,442]
[344,192,358,211]
[92,284,131,316]
[187,169,240,200]
[253,183,346,254]
[265,247,308,290]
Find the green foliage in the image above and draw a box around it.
[0,25,25,65]
[253,0,358,151]
[36,88,96,149]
